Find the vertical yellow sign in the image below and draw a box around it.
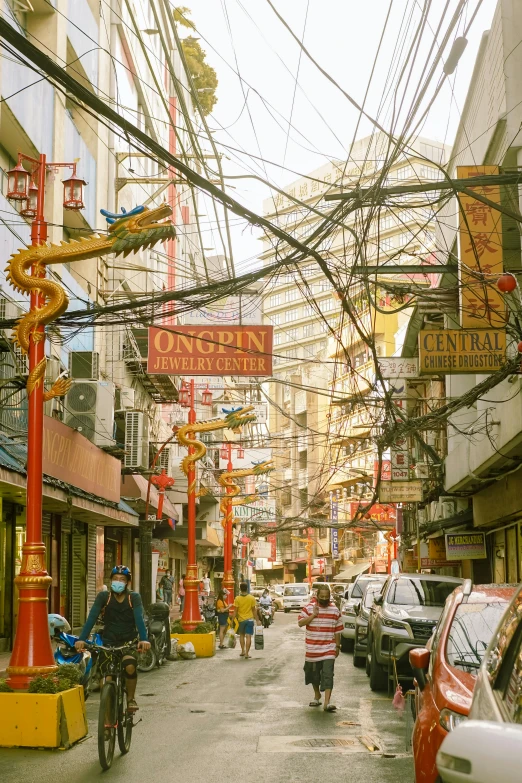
[458,165,505,328]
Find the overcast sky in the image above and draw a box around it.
[185,0,497,267]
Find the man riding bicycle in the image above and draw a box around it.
[75,565,150,712]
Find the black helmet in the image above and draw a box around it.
[111,565,131,580]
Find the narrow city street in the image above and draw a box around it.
[0,613,412,782]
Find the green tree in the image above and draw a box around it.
[173,8,218,116]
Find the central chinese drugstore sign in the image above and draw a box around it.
[419,328,505,374]
[147,325,273,376]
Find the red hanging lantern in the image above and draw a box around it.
[20,179,39,218]
[201,385,213,407]
[236,445,245,460]
[7,161,30,201]
[497,273,517,293]
[178,382,190,408]
[62,171,87,210]
[220,445,229,461]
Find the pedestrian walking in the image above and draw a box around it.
[178,574,186,612]
[160,569,174,606]
[202,572,211,595]
[232,582,260,659]
[216,589,229,648]
[298,584,343,712]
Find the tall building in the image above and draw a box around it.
[262,132,449,579]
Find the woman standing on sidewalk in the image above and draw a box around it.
[216,589,229,648]
[178,574,186,612]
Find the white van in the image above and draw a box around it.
[283,583,311,612]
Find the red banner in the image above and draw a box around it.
[147,326,273,376]
[350,502,396,527]
[266,521,277,562]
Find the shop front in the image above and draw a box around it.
[473,469,522,584]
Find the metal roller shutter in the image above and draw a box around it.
[87,525,98,611]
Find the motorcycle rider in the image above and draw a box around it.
[75,565,150,713]
[259,588,274,622]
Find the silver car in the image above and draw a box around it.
[367,573,463,691]
[340,574,386,652]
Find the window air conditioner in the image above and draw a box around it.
[119,387,135,410]
[124,411,149,468]
[68,351,99,380]
[65,380,115,447]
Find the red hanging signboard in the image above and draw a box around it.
[147,326,273,376]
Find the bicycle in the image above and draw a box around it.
[88,642,141,770]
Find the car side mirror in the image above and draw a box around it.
[437,720,522,783]
[374,595,383,605]
[410,647,430,692]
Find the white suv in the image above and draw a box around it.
[283,583,311,612]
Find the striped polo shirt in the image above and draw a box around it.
[299,601,343,661]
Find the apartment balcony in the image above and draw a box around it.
[123,327,178,403]
[64,113,97,228]
[297,433,308,452]
[298,468,308,488]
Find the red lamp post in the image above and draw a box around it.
[6,153,86,689]
[221,441,246,601]
[179,378,212,629]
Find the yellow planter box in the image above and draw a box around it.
[170,631,216,658]
[0,685,88,749]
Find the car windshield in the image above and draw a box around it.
[284,585,308,596]
[364,585,383,608]
[352,579,372,598]
[446,602,509,671]
[387,578,458,607]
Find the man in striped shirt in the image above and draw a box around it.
[298,584,343,712]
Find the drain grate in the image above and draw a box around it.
[293,738,355,748]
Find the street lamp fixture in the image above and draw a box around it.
[178,381,190,407]
[62,170,87,211]
[7,160,30,201]
[20,179,39,219]
[220,445,229,461]
[201,385,213,407]
[236,445,245,460]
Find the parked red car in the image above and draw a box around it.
[409,580,516,783]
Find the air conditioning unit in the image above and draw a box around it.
[68,351,99,380]
[417,508,426,526]
[44,358,63,418]
[0,297,22,322]
[65,381,115,446]
[415,462,429,479]
[119,387,135,410]
[124,411,149,468]
[158,446,171,472]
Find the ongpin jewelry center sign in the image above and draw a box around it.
[147,326,273,376]
[419,329,505,374]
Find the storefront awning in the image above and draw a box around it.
[0,465,139,527]
[120,474,179,520]
[335,561,371,580]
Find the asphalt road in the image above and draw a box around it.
[0,612,414,782]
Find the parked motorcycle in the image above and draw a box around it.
[138,602,171,672]
[48,613,101,697]
[259,605,273,629]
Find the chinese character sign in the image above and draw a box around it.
[458,166,504,329]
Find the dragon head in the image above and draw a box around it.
[100,204,176,257]
[223,405,257,431]
[252,460,275,476]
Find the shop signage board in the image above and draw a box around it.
[458,165,505,329]
[252,541,272,558]
[232,499,276,523]
[445,531,487,560]
[350,502,396,526]
[147,325,273,376]
[379,480,423,503]
[43,415,120,503]
[428,537,447,561]
[378,357,419,378]
[418,329,505,374]
[421,557,458,569]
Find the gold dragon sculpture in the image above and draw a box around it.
[218,460,275,525]
[175,406,257,496]
[5,203,175,398]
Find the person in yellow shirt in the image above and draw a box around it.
[233,582,260,659]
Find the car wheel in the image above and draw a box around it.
[340,637,353,653]
[369,644,388,691]
[353,652,365,668]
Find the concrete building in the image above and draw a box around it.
[0,0,217,649]
[262,132,448,577]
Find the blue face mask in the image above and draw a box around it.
[111,581,126,594]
